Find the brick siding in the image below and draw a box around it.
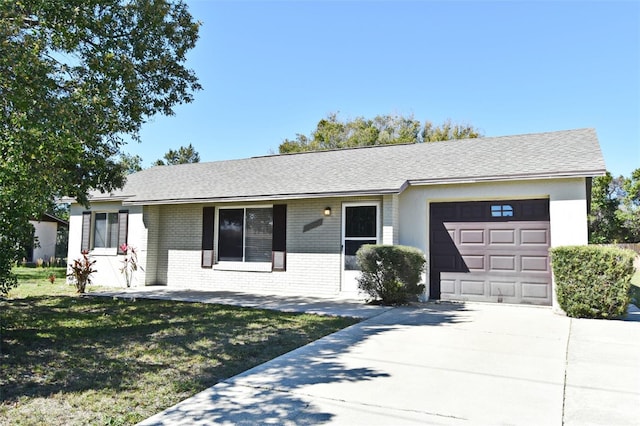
[69,195,398,296]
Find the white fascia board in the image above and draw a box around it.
[405,170,606,188]
[122,189,401,206]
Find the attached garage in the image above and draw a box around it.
[429,199,552,305]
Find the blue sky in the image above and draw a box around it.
[129,0,639,177]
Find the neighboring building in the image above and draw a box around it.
[66,129,605,308]
[28,213,69,264]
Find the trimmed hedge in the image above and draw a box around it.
[550,245,636,319]
[356,244,426,305]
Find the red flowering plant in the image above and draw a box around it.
[67,250,97,293]
[119,243,138,288]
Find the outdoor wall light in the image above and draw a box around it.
[323,207,332,217]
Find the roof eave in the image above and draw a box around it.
[122,188,400,206]
[406,170,607,187]
[64,193,136,204]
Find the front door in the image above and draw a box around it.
[342,203,380,293]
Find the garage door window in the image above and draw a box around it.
[491,204,513,217]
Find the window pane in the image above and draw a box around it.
[107,213,119,247]
[218,209,244,261]
[344,239,376,270]
[345,206,377,237]
[94,213,107,248]
[245,208,273,262]
[93,213,119,248]
[491,205,514,217]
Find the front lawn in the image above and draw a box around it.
[8,266,87,298]
[0,279,359,425]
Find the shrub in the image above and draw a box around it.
[550,245,636,319]
[356,244,426,305]
[67,251,97,293]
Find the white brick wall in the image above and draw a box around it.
[68,195,392,296]
[67,203,146,288]
[143,205,161,285]
[140,197,387,296]
[147,200,348,296]
[382,194,399,245]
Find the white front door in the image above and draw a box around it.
[341,202,380,294]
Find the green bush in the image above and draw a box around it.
[356,244,426,305]
[550,245,636,319]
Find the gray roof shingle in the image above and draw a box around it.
[93,128,606,205]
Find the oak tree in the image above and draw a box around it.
[0,0,201,295]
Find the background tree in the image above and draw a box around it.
[278,113,482,153]
[589,172,624,243]
[422,119,483,141]
[154,143,200,165]
[0,0,201,295]
[119,153,144,174]
[619,168,640,242]
[589,168,640,244]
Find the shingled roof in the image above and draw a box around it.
[92,128,605,205]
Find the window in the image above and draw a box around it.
[218,207,273,263]
[491,204,514,217]
[93,213,119,248]
[81,210,128,254]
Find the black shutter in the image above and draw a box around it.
[81,211,91,252]
[117,210,129,254]
[272,204,287,271]
[202,206,215,268]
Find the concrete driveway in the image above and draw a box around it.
[133,299,640,425]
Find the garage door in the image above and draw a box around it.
[429,199,551,305]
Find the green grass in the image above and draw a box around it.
[1,274,359,425]
[8,267,96,298]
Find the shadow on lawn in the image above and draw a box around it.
[140,302,470,425]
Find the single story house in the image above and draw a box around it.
[67,128,605,308]
[28,213,68,264]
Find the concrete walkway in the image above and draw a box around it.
[95,290,640,425]
[92,287,392,318]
